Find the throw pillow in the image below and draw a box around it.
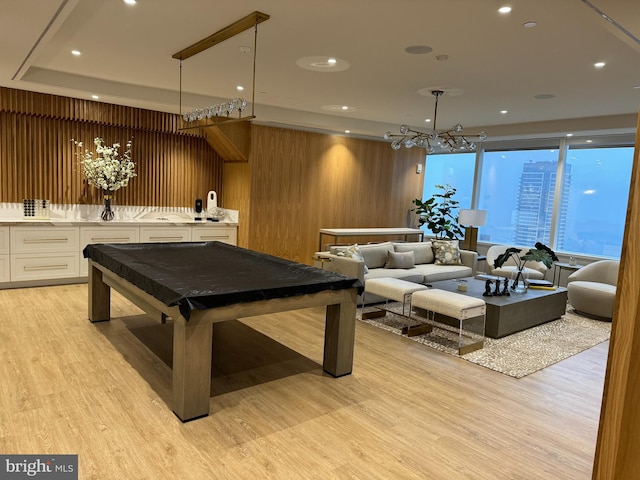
[384,250,415,269]
[432,239,462,265]
[393,241,434,264]
[359,242,393,269]
[336,244,369,273]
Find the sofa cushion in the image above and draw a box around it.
[393,241,434,264]
[432,239,462,265]
[332,243,369,273]
[415,264,472,283]
[385,250,415,269]
[364,267,423,284]
[359,242,393,269]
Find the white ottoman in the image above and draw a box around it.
[411,289,486,355]
[363,278,431,335]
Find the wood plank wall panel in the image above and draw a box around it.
[247,125,424,263]
[222,161,251,247]
[0,88,222,208]
[592,111,640,479]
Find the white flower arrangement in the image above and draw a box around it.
[72,137,136,192]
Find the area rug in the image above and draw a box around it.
[358,303,611,378]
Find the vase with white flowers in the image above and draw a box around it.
[72,137,136,220]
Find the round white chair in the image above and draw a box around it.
[567,260,619,320]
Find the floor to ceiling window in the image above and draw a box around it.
[560,145,633,257]
[478,148,561,246]
[420,152,475,209]
[421,136,634,259]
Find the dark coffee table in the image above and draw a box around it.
[426,277,568,338]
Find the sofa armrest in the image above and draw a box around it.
[459,249,478,274]
[313,252,365,282]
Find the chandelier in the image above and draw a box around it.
[182,97,249,123]
[172,11,270,130]
[383,90,487,153]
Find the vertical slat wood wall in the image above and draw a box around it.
[0,87,222,207]
[245,125,425,263]
[592,110,640,479]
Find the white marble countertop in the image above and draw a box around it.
[0,202,239,226]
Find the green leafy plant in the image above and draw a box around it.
[494,242,559,288]
[412,184,463,240]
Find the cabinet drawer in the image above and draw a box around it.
[11,253,79,281]
[0,227,8,254]
[11,227,79,253]
[79,227,140,277]
[192,227,237,245]
[140,226,191,243]
[0,255,9,282]
[80,226,140,248]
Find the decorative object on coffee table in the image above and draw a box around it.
[492,242,558,291]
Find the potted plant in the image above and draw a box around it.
[493,242,558,291]
[412,184,463,240]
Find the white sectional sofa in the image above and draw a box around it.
[315,240,477,304]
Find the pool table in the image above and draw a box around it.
[84,242,362,422]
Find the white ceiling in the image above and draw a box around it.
[2,0,640,141]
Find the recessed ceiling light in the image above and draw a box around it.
[321,104,356,112]
[498,6,512,14]
[404,45,433,55]
[634,85,640,90]
[345,130,351,134]
[594,62,606,68]
[424,119,432,123]
[236,85,244,91]
[586,139,593,143]
[523,21,537,28]
[123,0,137,5]
[566,133,573,137]
[91,95,99,100]
[297,56,350,72]
[500,110,508,114]
[71,50,81,56]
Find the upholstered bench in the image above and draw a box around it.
[363,278,431,336]
[411,289,486,355]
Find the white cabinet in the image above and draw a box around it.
[11,253,80,282]
[79,226,140,277]
[10,226,80,281]
[11,226,79,253]
[192,226,237,245]
[80,226,140,246]
[140,226,191,243]
[0,222,237,287]
[0,227,8,283]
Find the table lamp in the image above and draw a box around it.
[458,209,487,252]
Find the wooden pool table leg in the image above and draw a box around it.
[88,262,110,322]
[323,293,357,377]
[172,313,213,422]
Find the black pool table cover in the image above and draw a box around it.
[83,242,363,319]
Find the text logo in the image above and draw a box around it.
[0,455,77,479]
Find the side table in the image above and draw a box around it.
[553,262,583,287]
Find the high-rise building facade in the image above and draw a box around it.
[514,161,571,246]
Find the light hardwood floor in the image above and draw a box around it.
[0,284,607,479]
